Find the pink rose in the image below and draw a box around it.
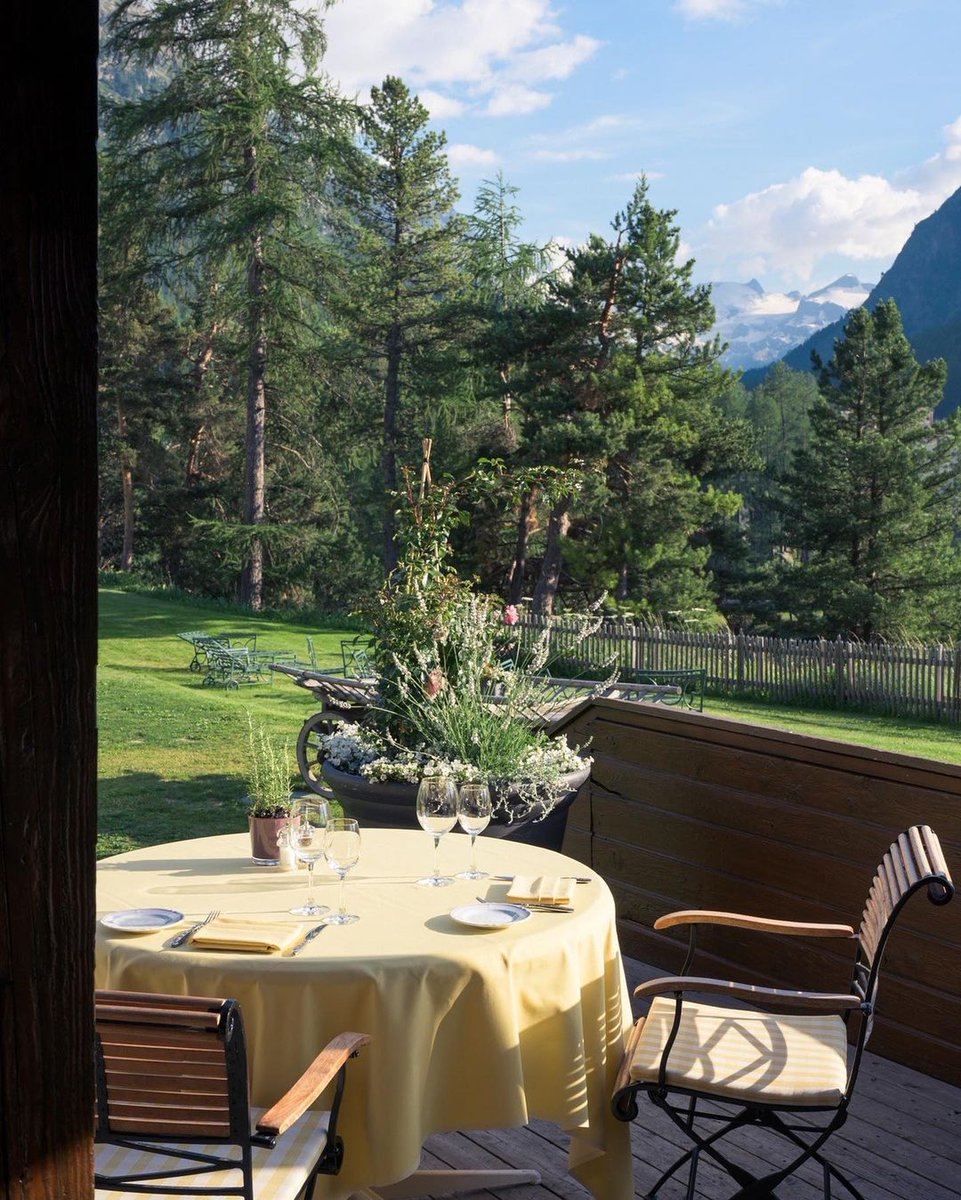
[503,605,519,626]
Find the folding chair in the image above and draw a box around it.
[95,989,369,1200]
[612,825,954,1199]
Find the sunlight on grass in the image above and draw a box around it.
[98,586,961,858]
[97,588,351,857]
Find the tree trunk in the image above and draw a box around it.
[117,399,135,571]
[531,494,571,616]
[185,325,219,484]
[382,321,402,574]
[240,143,266,610]
[507,486,538,604]
[617,556,629,601]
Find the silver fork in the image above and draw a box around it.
[170,909,220,947]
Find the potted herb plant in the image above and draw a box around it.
[245,715,295,865]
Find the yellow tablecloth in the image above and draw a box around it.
[96,830,632,1200]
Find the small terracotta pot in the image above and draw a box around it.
[248,814,291,866]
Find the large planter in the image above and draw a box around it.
[318,761,590,853]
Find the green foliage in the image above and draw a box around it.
[101,0,356,607]
[244,713,294,816]
[779,300,961,638]
[503,177,752,616]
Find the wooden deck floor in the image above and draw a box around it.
[419,956,961,1200]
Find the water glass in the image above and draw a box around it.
[456,783,492,879]
[289,798,331,917]
[416,776,458,886]
[323,817,361,925]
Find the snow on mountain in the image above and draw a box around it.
[708,275,872,370]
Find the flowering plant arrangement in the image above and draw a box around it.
[320,462,600,821]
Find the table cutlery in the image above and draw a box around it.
[476,896,574,913]
[289,923,328,955]
[490,874,591,885]
[169,909,220,948]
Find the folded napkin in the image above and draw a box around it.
[506,874,575,906]
[191,915,307,954]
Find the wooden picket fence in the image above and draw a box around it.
[519,614,961,722]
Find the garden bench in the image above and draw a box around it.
[627,666,706,711]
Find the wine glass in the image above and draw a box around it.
[456,782,492,880]
[323,817,361,925]
[289,798,331,917]
[416,776,458,886]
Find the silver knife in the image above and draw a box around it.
[290,923,328,955]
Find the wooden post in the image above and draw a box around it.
[0,0,98,1192]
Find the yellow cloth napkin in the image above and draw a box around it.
[506,874,575,906]
[191,915,308,954]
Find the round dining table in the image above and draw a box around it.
[96,829,633,1200]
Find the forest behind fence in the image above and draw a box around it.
[523,615,961,722]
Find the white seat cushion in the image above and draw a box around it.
[95,1106,331,1200]
[630,996,849,1107]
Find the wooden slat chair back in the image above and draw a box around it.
[95,990,369,1200]
[612,824,955,1200]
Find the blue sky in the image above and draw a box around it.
[320,0,961,293]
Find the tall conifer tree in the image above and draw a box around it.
[781,300,961,638]
[339,77,465,572]
[103,0,351,608]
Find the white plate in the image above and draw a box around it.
[101,908,184,933]
[450,902,531,929]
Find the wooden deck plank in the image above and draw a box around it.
[417,953,961,1200]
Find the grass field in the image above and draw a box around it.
[97,587,349,857]
[97,587,961,858]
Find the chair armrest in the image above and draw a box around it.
[256,1031,370,1138]
[653,909,855,938]
[633,975,863,1012]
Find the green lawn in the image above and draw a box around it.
[97,587,352,857]
[706,693,961,764]
[97,587,961,858]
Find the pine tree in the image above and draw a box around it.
[780,300,961,638]
[102,0,352,608]
[338,77,466,573]
[508,179,749,617]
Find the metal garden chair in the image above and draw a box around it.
[95,989,369,1200]
[612,824,954,1199]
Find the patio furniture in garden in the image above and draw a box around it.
[96,829,634,1200]
[612,824,955,1200]
[94,989,369,1200]
[177,630,252,673]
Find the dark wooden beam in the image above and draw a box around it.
[0,0,99,1193]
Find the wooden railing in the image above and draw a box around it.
[556,698,961,1086]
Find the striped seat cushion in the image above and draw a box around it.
[95,1106,331,1200]
[629,996,849,1106]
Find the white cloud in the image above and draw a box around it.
[694,115,961,286]
[483,85,552,117]
[533,148,610,163]
[417,89,466,119]
[609,170,665,182]
[447,143,499,168]
[320,0,599,118]
[674,0,779,21]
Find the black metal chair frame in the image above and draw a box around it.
[95,991,366,1200]
[612,825,954,1200]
